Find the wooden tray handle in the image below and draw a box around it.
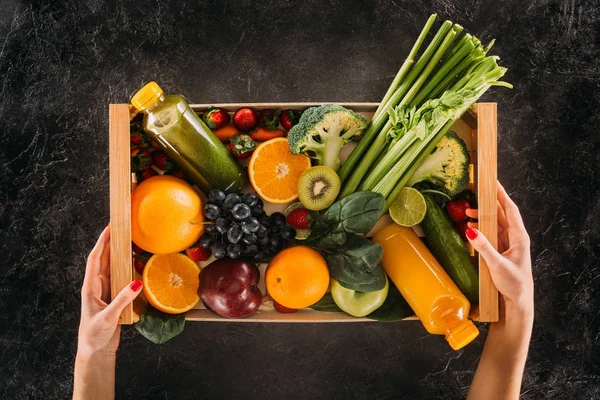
[109,104,134,325]
[473,103,499,322]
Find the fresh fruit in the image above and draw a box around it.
[168,169,188,182]
[212,125,240,142]
[202,189,296,262]
[142,253,201,314]
[199,258,262,318]
[248,138,311,204]
[233,107,258,132]
[330,277,389,317]
[446,199,470,222]
[249,126,287,142]
[132,242,145,254]
[136,168,158,182]
[131,175,204,254]
[389,187,427,227]
[257,109,281,130]
[229,134,257,159]
[455,221,469,240]
[131,148,152,171]
[133,252,151,275]
[202,106,231,130]
[280,110,303,131]
[186,245,212,261]
[130,123,151,147]
[286,207,310,230]
[273,300,298,314]
[151,151,174,171]
[297,166,341,211]
[265,246,329,309]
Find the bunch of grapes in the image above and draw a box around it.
[199,189,297,261]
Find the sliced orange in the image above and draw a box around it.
[142,253,200,314]
[248,137,311,203]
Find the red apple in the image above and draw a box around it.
[199,258,262,318]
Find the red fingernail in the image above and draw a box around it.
[130,280,143,292]
[466,228,478,240]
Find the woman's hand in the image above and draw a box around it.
[464,181,533,315]
[77,225,142,358]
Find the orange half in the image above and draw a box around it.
[142,253,200,314]
[248,137,311,203]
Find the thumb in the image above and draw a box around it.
[466,228,506,271]
[104,280,143,322]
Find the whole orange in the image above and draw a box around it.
[131,175,204,254]
[265,246,329,309]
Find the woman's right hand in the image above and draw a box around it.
[465,181,533,315]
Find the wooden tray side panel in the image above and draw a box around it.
[474,103,499,322]
[109,104,134,325]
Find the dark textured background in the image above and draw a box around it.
[1,0,599,399]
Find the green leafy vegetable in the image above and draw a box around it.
[135,306,186,344]
[322,191,385,233]
[366,280,414,322]
[310,294,343,312]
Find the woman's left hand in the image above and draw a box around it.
[77,225,142,358]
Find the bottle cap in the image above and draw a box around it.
[131,81,164,112]
[446,320,479,350]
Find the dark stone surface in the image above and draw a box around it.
[1,0,599,399]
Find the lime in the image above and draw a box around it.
[389,187,427,227]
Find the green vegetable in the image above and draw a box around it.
[366,279,414,322]
[310,294,343,312]
[420,194,479,303]
[304,192,387,292]
[135,306,186,344]
[338,14,511,205]
[288,104,368,171]
[405,130,469,197]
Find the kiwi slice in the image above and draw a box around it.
[298,166,341,211]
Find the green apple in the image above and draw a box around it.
[331,277,389,317]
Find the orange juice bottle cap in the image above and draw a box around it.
[446,320,479,350]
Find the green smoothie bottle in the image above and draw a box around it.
[130,82,246,193]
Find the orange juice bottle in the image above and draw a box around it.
[373,224,478,350]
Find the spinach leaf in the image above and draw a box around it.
[320,234,383,274]
[135,306,186,344]
[334,263,388,293]
[367,280,414,322]
[323,192,385,234]
[304,213,347,247]
[310,294,343,312]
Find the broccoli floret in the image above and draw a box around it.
[288,104,368,171]
[407,130,470,197]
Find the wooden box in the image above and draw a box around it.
[109,103,498,325]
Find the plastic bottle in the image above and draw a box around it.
[130,82,246,193]
[372,224,479,350]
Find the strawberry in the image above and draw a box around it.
[202,107,231,130]
[133,253,151,275]
[130,123,151,147]
[280,110,303,131]
[151,140,162,150]
[273,300,298,314]
[258,109,281,130]
[233,107,258,132]
[446,199,470,222]
[151,151,174,171]
[229,134,257,159]
[249,126,287,142]
[136,169,157,182]
[131,148,152,171]
[286,208,311,230]
[168,169,188,181]
[455,221,469,241]
[186,245,212,261]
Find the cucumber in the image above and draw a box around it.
[420,194,479,303]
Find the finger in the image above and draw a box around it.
[497,182,526,230]
[465,228,506,271]
[85,226,110,281]
[467,221,478,229]
[465,208,478,219]
[100,225,111,277]
[103,280,143,323]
